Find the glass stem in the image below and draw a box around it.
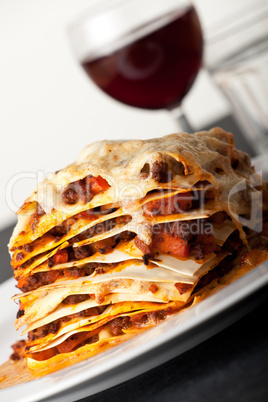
[168,105,194,133]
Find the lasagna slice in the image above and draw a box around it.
[7,128,268,378]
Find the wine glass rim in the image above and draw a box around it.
[67,0,193,62]
[68,0,192,29]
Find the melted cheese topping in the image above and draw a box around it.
[9,128,257,249]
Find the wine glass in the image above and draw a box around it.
[68,0,203,132]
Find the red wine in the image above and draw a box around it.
[82,6,203,110]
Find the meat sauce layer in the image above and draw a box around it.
[24,304,180,362]
[27,305,107,344]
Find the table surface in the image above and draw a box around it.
[1,116,267,402]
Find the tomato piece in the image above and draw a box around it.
[149,284,158,293]
[56,332,94,354]
[90,176,110,195]
[143,192,193,216]
[53,249,69,264]
[175,283,193,295]
[30,347,58,361]
[153,232,190,258]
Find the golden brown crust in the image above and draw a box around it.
[9,128,255,249]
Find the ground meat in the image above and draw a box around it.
[47,258,55,268]
[191,243,205,260]
[132,313,150,327]
[30,203,46,231]
[73,245,92,260]
[10,353,22,361]
[114,231,135,244]
[17,255,37,273]
[18,270,61,292]
[83,263,98,276]
[76,305,106,318]
[17,263,109,292]
[27,306,106,343]
[49,213,95,240]
[49,223,70,238]
[195,234,219,256]
[95,267,105,274]
[62,175,93,205]
[127,309,173,330]
[28,328,45,342]
[62,294,91,305]
[62,188,79,205]
[23,243,33,253]
[63,264,95,278]
[36,204,45,216]
[49,321,60,334]
[10,340,26,361]
[98,245,113,254]
[70,231,92,245]
[41,328,49,337]
[16,309,25,319]
[109,317,131,336]
[151,160,172,183]
[16,252,24,261]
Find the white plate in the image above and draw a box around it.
[1,262,268,402]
